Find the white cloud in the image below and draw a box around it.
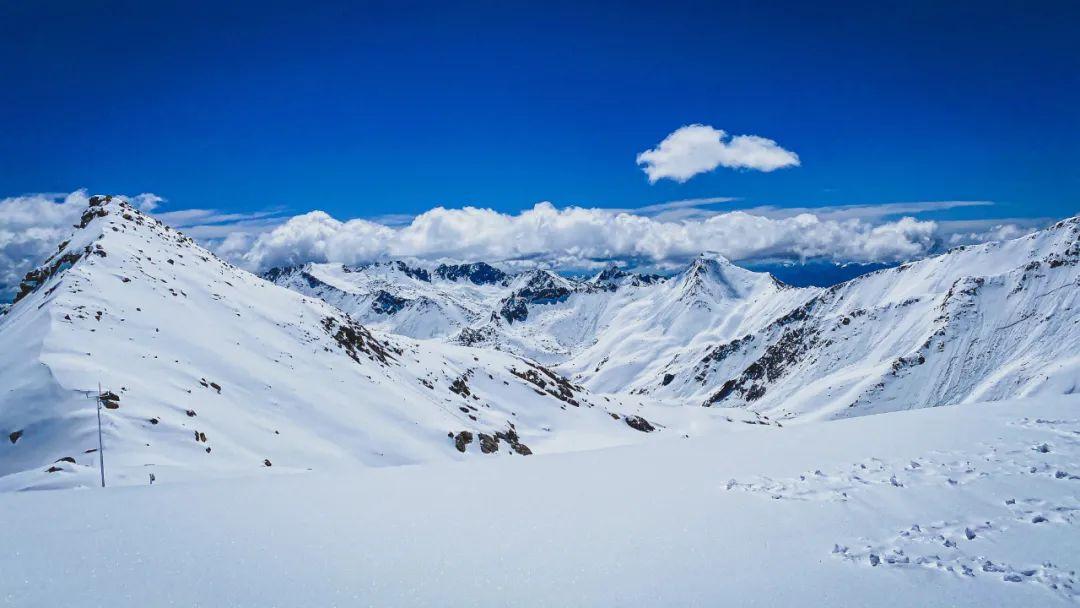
[944,221,1035,247]
[131,193,164,212]
[0,190,165,298]
[737,200,995,221]
[636,125,800,183]
[235,202,944,272]
[155,209,289,240]
[0,190,1046,300]
[610,198,993,224]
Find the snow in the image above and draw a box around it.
[3,199,1078,491]
[0,198,682,491]
[0,395,1077,607]
[686,216,1080,419]
[267,216,1080,421]
[1,197,1079,605]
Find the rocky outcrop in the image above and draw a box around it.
[321,316,396,366]
[371,290,410,315]
[434,262,508,285]
[624,415,656,432]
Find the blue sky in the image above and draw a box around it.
[3,0,1077,219]
[0,1,1078,293]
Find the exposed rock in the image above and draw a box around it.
[495,427,532,455]
[588,266,665,292]
[391,261,430,282]
[13,251,83,304]
[449,375,472,398]
[624,415,656,432]
[99,391,120,409]
[261,265,302,283]
[454,430,473,453]
[454,326,498,347]
[498,271,578,323]
[704,307,822,406]
[498,296,529,323]
[371,290,410,315]
[76,206,108,229]
[434,262,507,285]
[509,363,581,406]
[695,335,755,383]
[321,316,395,365]
[478,433,499,453]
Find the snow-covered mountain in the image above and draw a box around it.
[265,255,811,366]
[4,194,1078,492]
[0,197,673,491]
[269,216,1080,422]
[684,216,1080,420]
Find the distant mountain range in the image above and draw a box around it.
[2,195,1077,489]
[266,215,1080,420]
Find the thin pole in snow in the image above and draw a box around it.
[96,382,105,488]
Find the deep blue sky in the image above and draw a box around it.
[2,0,1077,221]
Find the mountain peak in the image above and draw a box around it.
[0,197,654,490]
[695,251,734,265]
[674,252,765,301]
[12,195,149,304]
[433,262,508,285]
[587,264,664,292]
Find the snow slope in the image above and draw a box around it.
[3,196,1078,493]
[558,255,816,394]
[267,255,817,377]
[266,261,508,340]
[0,197,678,491]
[693,216,1080,420]
[269,217,1080,421]
[1,395,1077,607]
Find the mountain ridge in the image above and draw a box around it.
[4,195,1078,491]
[266,214,1080,419]
[0,196,673,491]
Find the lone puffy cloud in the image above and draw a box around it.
[637,124,800,183]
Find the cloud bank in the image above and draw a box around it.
[637,125,800,183]
[0,191,165,296]
[0,191,1047,300]
[234,202,942,272]
[0,191,90,296]
[0,191,280,298]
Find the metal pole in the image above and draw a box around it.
[97,382,105,488]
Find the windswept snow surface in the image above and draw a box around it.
[0,396,1078,607]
